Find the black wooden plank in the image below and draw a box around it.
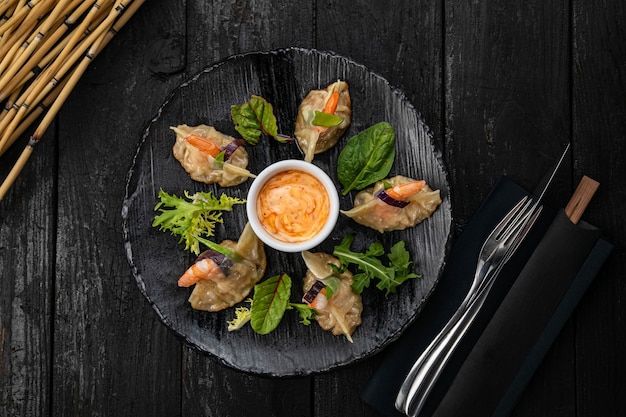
[571,0,626,416]
[444,1,575,416]
[183,354,311,416]
[50,2,186,416]
[185,0,315,75]
[0,129,56,417]
[315,0,444,143]
[445,0,572,223]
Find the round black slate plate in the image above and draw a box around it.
[122,47,452,377]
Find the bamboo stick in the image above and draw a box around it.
[0,0,22,51]
[0,141,33,200]
[0,0,107,153]
[1,76,69,154]
[0,0,21,18]
[0,0,144,201]
[0,0,68,94]
[1,0,99,97]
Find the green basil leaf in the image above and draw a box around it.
[337,121,395,195]
[250,274,292,334]
[311,111,345,127]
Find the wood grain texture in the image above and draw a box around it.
[50,2,186,416]
[183,352,311,416]
[316,0,444,142]
[0,129,56,417]
[572,0,626,415]
[445,0,572,227]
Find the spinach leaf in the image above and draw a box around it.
[250,274,292,334]
[337,121,395,195]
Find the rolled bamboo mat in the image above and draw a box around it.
[0,0,145,201]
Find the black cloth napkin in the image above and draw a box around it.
[360,176,613,417]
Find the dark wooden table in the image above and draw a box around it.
[2,1,625,416]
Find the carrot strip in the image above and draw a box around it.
[322,91,339,114]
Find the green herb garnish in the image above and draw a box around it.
[231,95,290,144]
[337,121,395,195]
[288,303,316,325]
[227,299,253,331]
[152,189,245,257]
[333,234,420,295]
[311,110,344,127]
[229,275,316,333]
[250,274,293,334]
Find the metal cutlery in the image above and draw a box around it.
[395,145,570,416]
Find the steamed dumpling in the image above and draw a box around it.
[171,124,255,187]
[301,251,362,342]
[341,175,442,233]
[188,223,267,312]
[294,80,351,162]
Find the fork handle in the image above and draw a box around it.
[395,270,498,416]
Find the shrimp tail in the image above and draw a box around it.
[385,180,426,201]
[178,257,223,287]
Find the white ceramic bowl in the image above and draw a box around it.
[246,160,340,252]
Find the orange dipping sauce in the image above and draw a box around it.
[256,169,331,243]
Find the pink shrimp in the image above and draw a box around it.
[308,287,328,310]
[385,180,426,201]
[177,257,226,287]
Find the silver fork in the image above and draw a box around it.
[395,196,543,417]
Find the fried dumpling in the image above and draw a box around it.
[183,223,267,312]
[301,251,362,342]
[341,175,442,233]
[171,124,255,187]
[294,80,351,162]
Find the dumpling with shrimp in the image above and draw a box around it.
[294,80,351,162]
[180,223,267,312]
[171,124,255,187]
[301,251,362,342]
[341,175,442,233]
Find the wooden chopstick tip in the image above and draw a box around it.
[564,175,600,224]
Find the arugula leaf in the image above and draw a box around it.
[251,274,292,334]
[333,234,420,296]
[379,241,420,294]
[337,121,395,195]
[152,189,245,257]
[231,95,285,144]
